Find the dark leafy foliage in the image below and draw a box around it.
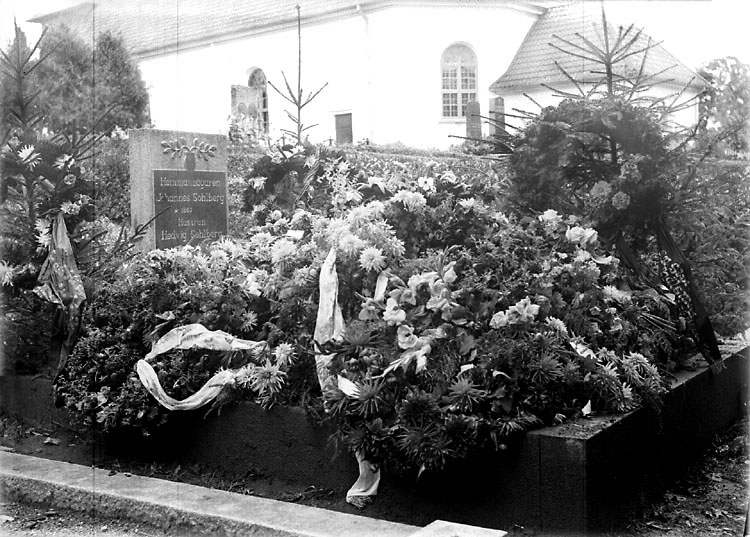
[33,26,150,135]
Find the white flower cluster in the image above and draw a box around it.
[391,190,427,212]
[490,296,541,328]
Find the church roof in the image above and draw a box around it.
[30,0,544,59]
[490,2,704,94]
[31,1,375,58]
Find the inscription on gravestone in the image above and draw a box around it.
[153,170,227,248]
[129,129,227,251]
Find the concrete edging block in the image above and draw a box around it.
[1,347,747,534]
[529,346,749,533]
[0,450,418,537]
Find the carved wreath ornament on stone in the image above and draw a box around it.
[160,138,218,170]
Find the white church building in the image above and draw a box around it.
[33,0,704,149]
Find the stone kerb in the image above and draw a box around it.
[1,349,746,534]
[133,347,750,534]
[129,129,228,251]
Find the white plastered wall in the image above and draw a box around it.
[135,4,539,149]
[364,4,536,148]
[137,14,369,142]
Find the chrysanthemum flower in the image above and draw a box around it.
[60,201,80,215]
[270,238,296,265]
[290,209,313,228]
[602,285,631,304]
[250,231,274,250]
[209,248,229,262]
[359,246,386,272]
[365,200,386,218]
[324,218,350,245]
[17,145,41,169]
[339,234,366,257]
[241,311,258,331]
[0,260,14,287]
[273,343,295,367]
[247,360,286,396]
[447,377,487,412]
[346,206,373,227]
[545,316,568,336]
[214,237,240,256]
[34,219,52,248]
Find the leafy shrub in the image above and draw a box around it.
[32,26,149,135]
[92,132,131,223]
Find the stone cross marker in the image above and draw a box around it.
[129,129,228,250]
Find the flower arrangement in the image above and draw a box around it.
[58,142,699,477]
[318,209,677,475]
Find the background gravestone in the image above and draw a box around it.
[129,129,228,251]
[489,96,506,135]
[465,101,482,139]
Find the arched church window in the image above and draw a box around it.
[441,44,477,118]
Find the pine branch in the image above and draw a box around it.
[612,41,664,64]
[522,92,544,109]
[553,61,586,97]
[551,33,601,58]
[611,26,644,59]
[548,42,601,64]
[540,83,587,100]
[301,82,328,107]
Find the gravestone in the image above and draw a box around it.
[129,129,228,250]
[488,97,506,135]
[230,85,264,133]
[465,101,482,139]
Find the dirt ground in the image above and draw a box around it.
[0,501,171,537]
[1,413,748,536]
[613,417,748,537]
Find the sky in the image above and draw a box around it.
[0,0,748,71]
